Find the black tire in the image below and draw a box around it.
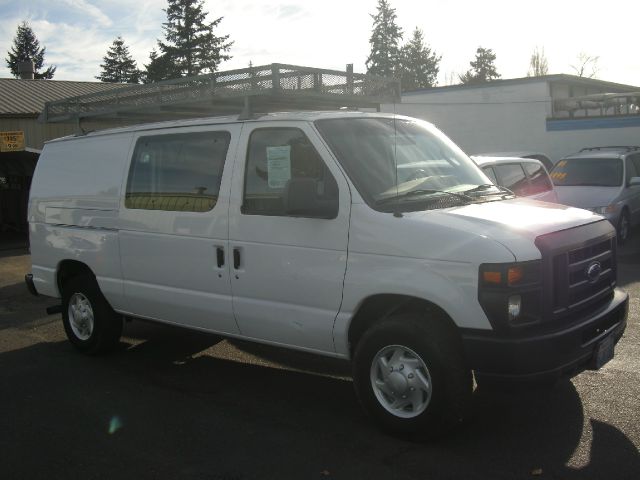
[352,312,472,439]
[617,210,630,245]
[61,274,123,355]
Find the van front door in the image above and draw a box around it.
[228,123,350,353]
[118,125,241,335]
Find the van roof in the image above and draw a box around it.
[45,111,420,144]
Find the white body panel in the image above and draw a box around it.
[28,112,609,361]
[28,132,133,302]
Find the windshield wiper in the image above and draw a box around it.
[463,184,515,197]
[376,189,473,205]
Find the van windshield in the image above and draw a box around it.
[550,158,623,187]
[315,117,494,211]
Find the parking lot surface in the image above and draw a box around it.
[1,239,639,480]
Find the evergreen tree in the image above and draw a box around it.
[96,36,141,83]
[459,47,500,85]
[366,0,403,77]
[142,49,176,83]
[147,0,232,81]
[398,28,441,91]
[5,21,56,79]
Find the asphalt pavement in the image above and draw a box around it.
[1,236,639,480]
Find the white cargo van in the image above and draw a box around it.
[26,112,628,437]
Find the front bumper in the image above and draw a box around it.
[461,288,628,380]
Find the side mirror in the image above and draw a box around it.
[284,177,338,219]
[628,176,640,187]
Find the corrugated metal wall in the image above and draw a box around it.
[0,117,78,150]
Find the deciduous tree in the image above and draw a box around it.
[527,46,549,77]
[571,52,599,78]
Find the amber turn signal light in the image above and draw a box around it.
[483,271,502,284]
[507,266,524,285]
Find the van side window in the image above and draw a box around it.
[494,164,529,196]
[126,131,230,212]
[523,162,553,194]
[242,128,338,217]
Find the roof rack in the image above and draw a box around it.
[579,146,640,152]
[39,63,401,126]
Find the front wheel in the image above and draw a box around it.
[62,274,123,355]
[352,313,472,439]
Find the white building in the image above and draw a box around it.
[387,75,640,161]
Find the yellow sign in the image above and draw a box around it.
[0,131,25,152]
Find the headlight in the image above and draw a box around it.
[591,205,616,215]
[508,295,522,321]
[478,261,542,331]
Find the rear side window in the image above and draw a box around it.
[523,162,553,194]
[632,154,640,176]
[242,128,338,217]
[625,155,638,182]
[126,131,230,212]
[494,164,529,195]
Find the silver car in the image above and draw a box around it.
[550,146,640,243]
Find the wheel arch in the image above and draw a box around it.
[347,294,461,357]
[56,259,96,295]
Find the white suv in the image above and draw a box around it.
[26,112,628,438]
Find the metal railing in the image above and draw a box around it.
[40,64,401,124]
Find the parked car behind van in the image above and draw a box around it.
[26,113,628,438]
[474,151,555,172]
[550,146,640,243]
[471,156,558,203]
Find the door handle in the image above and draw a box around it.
[233,248,241,269]
[216,246,225,268]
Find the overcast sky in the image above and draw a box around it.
[0,0,638,87]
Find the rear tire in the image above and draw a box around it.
[352,313,472,439]
[61,274,122,355]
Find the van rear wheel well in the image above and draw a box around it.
[57,260,95,295]
[348,295,461,356]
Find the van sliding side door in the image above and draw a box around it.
[117,125,242,334]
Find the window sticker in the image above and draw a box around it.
[266,146,291,189]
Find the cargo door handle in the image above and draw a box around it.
[233,248,241,269]
[216,246,225,268]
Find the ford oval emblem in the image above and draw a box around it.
[586,261,602,283]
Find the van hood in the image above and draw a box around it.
[445,197,597,235]
[554,186,620,209]
[407,197,603,261]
